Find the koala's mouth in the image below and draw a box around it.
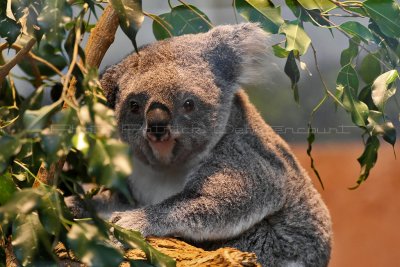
[147,138,176,164]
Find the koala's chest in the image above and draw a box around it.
[127,159,191,206]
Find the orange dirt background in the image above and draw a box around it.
[291,142,400,267]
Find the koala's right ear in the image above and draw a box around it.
[100,64,122,109]
[204,23,272,88]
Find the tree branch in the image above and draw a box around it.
[0,38,36,87]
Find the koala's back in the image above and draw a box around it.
[191,90,332,266]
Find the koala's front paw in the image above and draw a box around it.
[110,210,150,237]
[64,195,89,218]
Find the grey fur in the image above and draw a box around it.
[97,23,332,266]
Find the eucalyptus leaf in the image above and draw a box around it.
[235,0,284,34]
[364,0,400,38]
[358,85,378,110]
[113,224,176,267]
[0,172,17,205]
[371,70,399,111]
[67,222,124,267]
[12,213,55,266]
[279,20,311,55]
[272,44,290,58]
[87,139,132,199]
[37,0,73,48]
[0,135,22,173]
[340,38,359,67]
[41,108,78,165]
[337,64,359,98]
[110,0,144,52]
[284,51,300,102]
[339,21,374,44]
[359,53,381,84]
[367,110,396,146]
[23,101,62,131]
[0,0,21,44]
[337,64,369,126]
[285,0,331,30]
[297,0,336,12]
[152,4,212,40]
[10,0,42,39]
[352,136,380,189]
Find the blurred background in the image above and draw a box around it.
[8,0,400,265]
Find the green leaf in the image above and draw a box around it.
[358,85,378,110]
[339,21,374,44]
[67,222,124,267]
[18,41,67,77]
[235,0,284,34]
[38,188,73,236]
[36,0,73,48]
[0,172,17,205]
[284,51,300,103]
[0,135,22,173]
[41,108,78,165]
[340,38,359,67]
[364,0,400,38]
[279,20,311,55]
[367,110,396,146]
[112,224,176,267]
[352,136,380,189]
[87,139,132,199]
[23,101,61,131]
[0,189,42,225]
[337,64,369,126]
[110,0,144,52]
[371,70,399,111]
[0,1,21,44]
[272,44,290,58]
[359,53,381,84]
[306,124,324,189]
[297,0,336,12]
[286,0,333,36]
[337,64,359,97]
[12,213,55,266]
[152,4,212,41]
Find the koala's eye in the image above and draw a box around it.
[183,99,195,113]
[129,101,140,114]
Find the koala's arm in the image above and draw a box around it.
[111,143,287,241]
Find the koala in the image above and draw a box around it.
[97,23,332,267]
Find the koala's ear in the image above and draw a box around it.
[204,23,271,87]
[100,64,122,109]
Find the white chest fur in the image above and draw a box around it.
[128,158,193,206]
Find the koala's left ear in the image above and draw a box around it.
[204,23,272,88]
[100,64,122,109]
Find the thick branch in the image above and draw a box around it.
[0,38,36,86]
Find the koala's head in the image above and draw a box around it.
[100,23,270,168]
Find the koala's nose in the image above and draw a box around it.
[146,103,171,142]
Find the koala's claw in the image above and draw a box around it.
[111,214,122,223]
[109,210,150,237]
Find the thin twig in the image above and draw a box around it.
[327,0,364,17]
[319,15,392,71]
[0,42,63,77]
[310,43,346,109]
[0,38,36,85]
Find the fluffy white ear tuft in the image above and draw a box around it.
[206,23,274,88]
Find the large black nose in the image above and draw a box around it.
[146,102,171,142]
